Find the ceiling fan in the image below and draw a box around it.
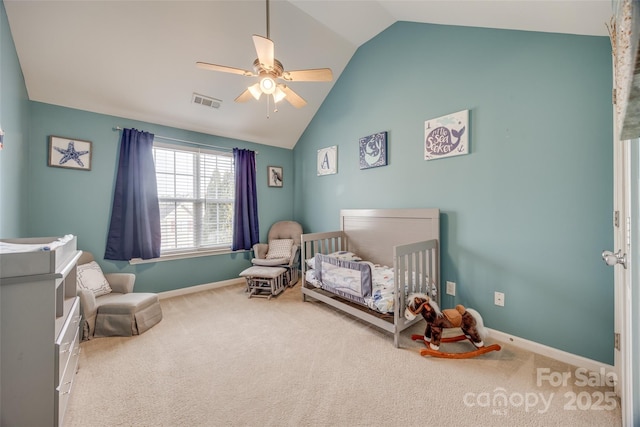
[196,0,332,110]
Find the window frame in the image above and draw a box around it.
[150,141,235,261]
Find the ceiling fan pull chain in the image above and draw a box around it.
[266,94,270,119]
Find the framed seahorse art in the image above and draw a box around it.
[359,131,388,170]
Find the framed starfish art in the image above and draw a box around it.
[48,135,92,171]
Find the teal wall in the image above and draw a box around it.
[26,102,295,293]
[293,22,615,364]
[1,1,617,366]
[0,1,29,237]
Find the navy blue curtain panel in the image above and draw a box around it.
[105,128,161,260]
[231,148,259,251]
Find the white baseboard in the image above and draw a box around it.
[158,278,244,300]
[488,328,614,374]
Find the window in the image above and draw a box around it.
[153,142,234,254]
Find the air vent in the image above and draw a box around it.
[192,93,221,109]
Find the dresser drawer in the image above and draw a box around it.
[55,297,81,427]
[56,334,80,427]
[56,297,80,376]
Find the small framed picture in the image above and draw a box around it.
[317,145,338,176]
[267,166,283,187]
[424,109,469,161]
[48,135,92,171]
[359,131,388,169]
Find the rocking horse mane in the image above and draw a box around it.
[428,299,442,317]
[407,292,428,303]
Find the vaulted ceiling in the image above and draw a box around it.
[4,1,612,149]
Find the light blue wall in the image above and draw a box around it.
[293,22,614,364]
[0,1,29,237]
[27,102,295,293]
[1,3,617,366]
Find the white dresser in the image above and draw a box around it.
[0,236,82,427]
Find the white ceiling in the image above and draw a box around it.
[4,1,613,149]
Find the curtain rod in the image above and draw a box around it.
[113,127,258,154]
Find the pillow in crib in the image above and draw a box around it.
[77,261,112,297]
[266,239,294,259]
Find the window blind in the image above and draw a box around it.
[153,142,234,253]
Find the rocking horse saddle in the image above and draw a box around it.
[441,305,466,327]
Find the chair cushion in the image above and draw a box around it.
[77,261,113,297]
[252,257,289,266]
[240,266,287,279]
[267,221,303,245]
[266,239,293,259]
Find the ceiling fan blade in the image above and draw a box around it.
[196,62,254,77]
[252,35,274,69]
[235,88,256,103]
[279,84,307,108]
[281,68,333,82]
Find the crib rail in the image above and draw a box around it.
[300,231,347,275]
[394,239,440,343]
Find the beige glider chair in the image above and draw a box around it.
[251,220,303,285]
[76,252,162,340]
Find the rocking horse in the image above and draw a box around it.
[405,293,501,359]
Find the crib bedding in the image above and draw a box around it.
[305,252,402,314]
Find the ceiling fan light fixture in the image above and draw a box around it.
[273,86,286,103]
[248,83,262,100]
[259,76,276,94]
[197,0,331,112]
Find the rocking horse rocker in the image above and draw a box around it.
[405,293,501,359]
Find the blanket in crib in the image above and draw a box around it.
[305,252,396,313]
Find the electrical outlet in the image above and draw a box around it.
[494,291,505,307]
[446,281,456,296]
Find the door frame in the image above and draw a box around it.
[611,2,636,422]
[621,138,639,426]
[613,131,633,425]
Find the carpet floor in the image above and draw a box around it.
[64,283,622,426]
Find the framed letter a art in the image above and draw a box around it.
[317,145,337,176]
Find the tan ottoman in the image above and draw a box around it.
[94,293,163,337]
[240,266,287,299]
